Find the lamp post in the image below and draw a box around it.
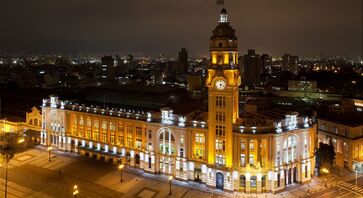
[47,146,52,162]
[168,176,173,196]
[356,170,358,186]
[73,185,79,198]
[118,164,124,182]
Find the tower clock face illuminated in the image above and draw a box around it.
[215,79,226,90]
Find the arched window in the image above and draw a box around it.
[250,176,257,187]
[283,135,297,163]
[239,175,246,187]
[159,129,175,155]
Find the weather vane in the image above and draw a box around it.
[216,0,224,8]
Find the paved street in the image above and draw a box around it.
[0,146,362,198]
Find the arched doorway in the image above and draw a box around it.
[71,140,76,152]
[216,172,224,190]
[194,165,202,182]
[239,175,246,191]
[126,152,131,163]
[135,154,140,166]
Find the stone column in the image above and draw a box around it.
[246,139,250,166]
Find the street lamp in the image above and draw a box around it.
[168,175,173,196]
[18,138,24,144]
[321,168,329,174]
[118,164,124,182]
[73,185,79,198]
[47,146,52,162]
[356,170,358,186]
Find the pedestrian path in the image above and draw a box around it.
[0,178,52,198]
[8,149,74,171]
[337,181,363,196]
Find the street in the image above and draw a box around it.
[0,146,362,198]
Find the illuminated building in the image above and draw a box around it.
[318,113,363,173]
[40,8,316,193]
[282,54,299,75]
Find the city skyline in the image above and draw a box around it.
[0,0,362,57]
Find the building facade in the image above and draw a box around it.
[318,114,363,173]
[40,9,316,194]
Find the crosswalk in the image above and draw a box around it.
[337,181,363,196]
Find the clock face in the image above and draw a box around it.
[215,80,226,90]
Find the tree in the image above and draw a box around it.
[0,134,15,198]
[315,142,336,174]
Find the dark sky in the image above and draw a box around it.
[0,0,362,57]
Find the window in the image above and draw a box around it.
[180,135,184,147]
[136,139,142,149]
[216,154,225,165]
[215,140,225,151]
[136,127,142,137]
[240,154,245,167]
[78,116,83,125]
[249,140,254,151]
[216,96,226,107]
[118,135,124,146]
[109,122,115,131]
[333,127,338,134]
[241,140,246,150]
[110,133,115,144]
[216,112,225,122]
[216,125,225,136]
[102,132,107,142]
[195,134,205,145]
[249,155,254,166]
[250,176,257,188]
[118,122,124,134]
[102,121,107,130]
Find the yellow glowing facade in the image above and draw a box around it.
[40,8,316,194]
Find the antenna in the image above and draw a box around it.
[216,0,224,8]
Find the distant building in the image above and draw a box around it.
[288,80,317,92]
[178,48,188,74]
[318,113,363,172]
[282,54,298,74]
[100,56,115,79]
[261,54,272,75]
[243,49,262,86]
[126,54,135,71]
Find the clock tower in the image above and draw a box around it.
[206,8,240,168]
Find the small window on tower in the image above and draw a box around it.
[219,42,222,48]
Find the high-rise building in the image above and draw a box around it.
[126,54,135,71]
[261,54,272,75]
[178,48,188,73]
[100,56,114,79]
[282,54,299,74]
[243,49,262,86]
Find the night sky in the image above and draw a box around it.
[0,0,362,57]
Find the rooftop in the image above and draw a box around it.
[319,112,363,127]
